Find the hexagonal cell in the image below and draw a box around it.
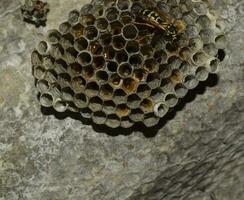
[147,72,160,89]
[84,26,98,40]
[92,5,104,17]
[61,87,74,101]
[126,40,139,53]
[183,75,199,89]
[116,104,130,117]
[188,37,203,52]
[127,94,141,109]
[215,35,226,49]
[40,93,53,107]
[92,111,107,125]
[68,102,79,113]
[54,59,67,74]
[33,66,45,79]
[193,2,208,15]
[200,29,215,43]
[182,11,198,25]
[96,18,109,31]
[36,79,49,93]
[89,41,103,55]
[179,47,191,60]
[140,98,153,113]
[192,51,208,66]
[209,58,220,73]
[118,63,133,78]
[120,117,133,128]
[58,73,71,87]
[203,43,218,57]
[93,56,105,69]
[122,24,138,40]
[109,73,121,86]
[103,100,116,114]
[59,22,71,34]
[77,51,92,66]
[53,99,68,112]
[112,35,126,49]
[80,107,92,119]
[117,0,130,11]
[85,81,99,97]
[105,7,119,21]
[122,78,136,93]
[82,65,94,78]
[110,21,123,35]
[60,33,75,49]
[195,66,209,81]
[68,9,80,25]
[159,64,172,79]
[71,76,86,93]
[143,113,160,127]
[31,51,42,66]
[129,54,143,68]
[65,47,78,63]
[165,93,178,107]
[37,41,49,55]
[74,37,88,52]
[144,59,158,72]
[115,50,128,63]
[100,32,112,46]
[47,29,61,45]
[196,15,211,28]
[107,61,118,72]
[74,93,88,108]
[140,45,153,56]
[49,83,62,99]
[185,25,199,38]
[174,83,188,98]
[96,70,108,82]
[120,12,133,24]
[105,114,121,128]
[137,84,151,99]
[167,56,182,70]
[69,62,82,75]
[179,61,191,75]
[100,84,114,99]
[88,96,103,112]
[154,102,169,118]
[154,50,167,63]
[134,68,146,81]
[129,109,144,122]
[104,46,116,60]
[170,69,183,83]
[45,69,57,84]
[161,78,174,93]
[50,44,64,59]
[81,14,96,26]
[113,89,127,104]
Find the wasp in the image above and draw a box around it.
[132,2,185,41]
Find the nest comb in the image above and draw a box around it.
[31,0,226,128]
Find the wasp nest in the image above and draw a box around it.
[31,0,226,128]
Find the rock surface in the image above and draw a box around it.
[0,0,243,200]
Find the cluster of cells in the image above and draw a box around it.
[31,0,226,128]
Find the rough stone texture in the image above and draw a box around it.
[0,0,243,200]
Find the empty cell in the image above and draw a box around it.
[179,47,191,60]
[96,18,109,30]
[154,50,167,63]
[184,75,199,89]
[80,107,92,119]
[65,47,78,63]
[54,59,67,74]
[50,44,64,59]
[106,7,119,21]
[78,51,92,65]
[144,59,158,71]
[129,109,144,122]
[89,96,103,112]
[143,113,160,127]
[123,24,138,39]
[113,89,127,104]
[116,104,130,117]
[100,32,112,46]
[115,50,128,63]
[127,94,141,109]
[110,21,123,35]
[103,100,116,114]
[68,102,79,113]
[129,54,143,67]
[100,84,114,99]
[37,41,49,55]
[59,22,71,34]
[74,37,88,52]
[69,62,82,75]
[174,83,188,98]
[196,15,211,28]
[150,88,164,101]
[93,56,105,69]
[105,114,121,128]
[120,117,134,128]
[85,82,99,97]
[161,78,174,93]
[84,26,98,40]
[53,99,67,112]
[216,49,225,62]
[40,93,53,107]
[34,66,45,79]
[43,56,55,70]
[110,73,121,86]
[192,52,208,65]
[170,69,183,83]
[58,73,71,87]
[179,61,191,75]
[165,93,178,107]
[96,70,108,82]
[118,63,133,78]
[140,45,153,56]
[47,30,61,45]
[209,58,220,73]
[36,79,49,93]
[200,29,215,43]
[126,40,139,53]
[137,84,151,98]
[45,70,57,84]
[49,83,62,99]
[122,78,136,93]
[90,41,103,55]
[71,76,86,93]
[117,0,130,10]
[147,73,160,89]
[62,87,74,101]
[215,35,226,49]
[165,43,178,53]
[107,61,118,72]
[104,46,116,59]
[159,64,172,79]
[92,111,107,125]
[195,66,209,81]
[112,35,126,49]
[140,99,153,113]
[81,14,96,26]
[68,9,80,24]
[71,23,85,38]
[134,68,146,81]
[31,51,42,66]
[74,93,88,108]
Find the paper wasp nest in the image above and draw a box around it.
[31,0,226,128]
